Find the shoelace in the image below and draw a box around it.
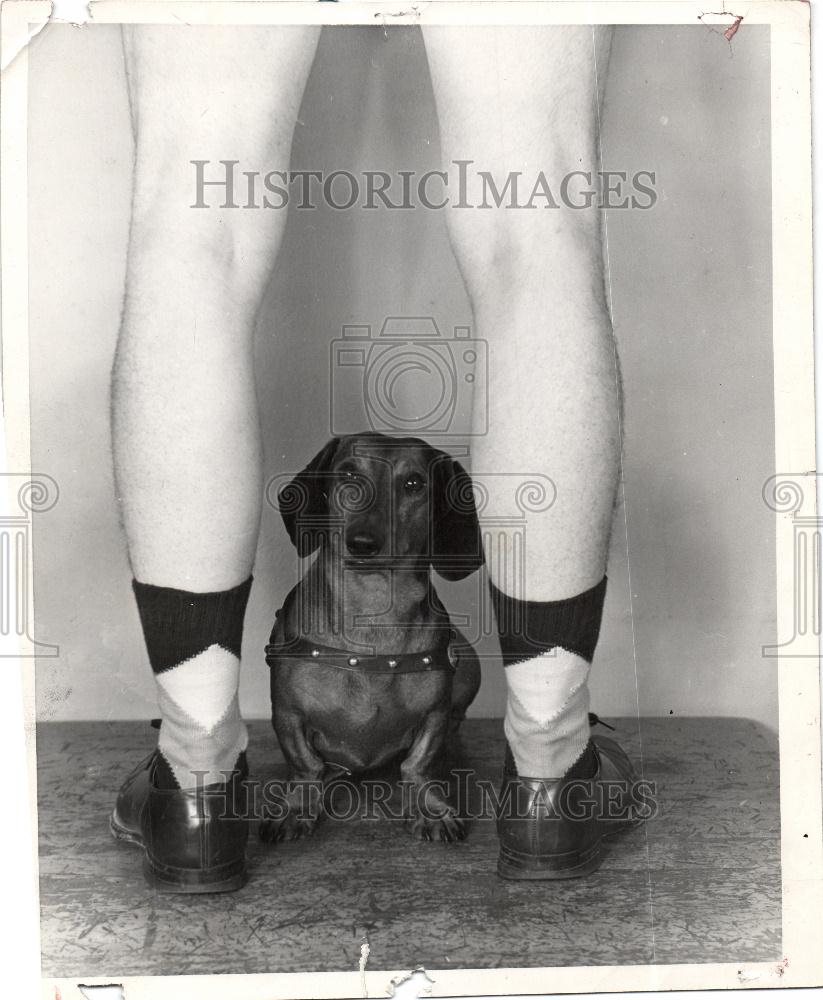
[588,711,615,731]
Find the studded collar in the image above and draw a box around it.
[265,627,455,675]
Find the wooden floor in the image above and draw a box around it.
[36,716,781,977]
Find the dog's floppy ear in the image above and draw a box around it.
[278,437,341,557]
[429,450,484,581]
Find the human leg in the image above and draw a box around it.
[422,26,621,784]
[111,25,319,888]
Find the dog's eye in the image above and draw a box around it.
[403,475,425,493]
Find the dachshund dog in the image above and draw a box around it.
[262,433,483,843]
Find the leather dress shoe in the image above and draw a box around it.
[110,749,250,893]
[497,733,642,880]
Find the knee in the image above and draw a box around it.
[127,176,287,308]
[126,134,292,307]
[445,204,608,320]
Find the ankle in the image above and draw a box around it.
[153,745,249,791]
[157,706,248,789]
[503,651,591,779]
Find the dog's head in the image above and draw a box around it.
[278,433,483,580]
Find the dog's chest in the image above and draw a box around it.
[270,651,451,770]
[266,581,456,770]
[270,649,450,719]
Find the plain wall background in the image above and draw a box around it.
[28,24,776,729]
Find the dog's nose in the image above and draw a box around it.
[346,533,381,558]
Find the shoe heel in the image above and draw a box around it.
[142,854,248,894]
[497,839,604,881]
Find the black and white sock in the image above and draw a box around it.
[132,577,252,788]
[490,577,607,779]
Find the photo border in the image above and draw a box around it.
[1,1,820,997]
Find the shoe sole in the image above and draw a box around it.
[109,810,248,894]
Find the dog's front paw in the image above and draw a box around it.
[407,806,466,843]
[258,778,325,844]
[259,810,320,844]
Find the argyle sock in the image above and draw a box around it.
[132,577,252,789]
[490,577,607,779]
